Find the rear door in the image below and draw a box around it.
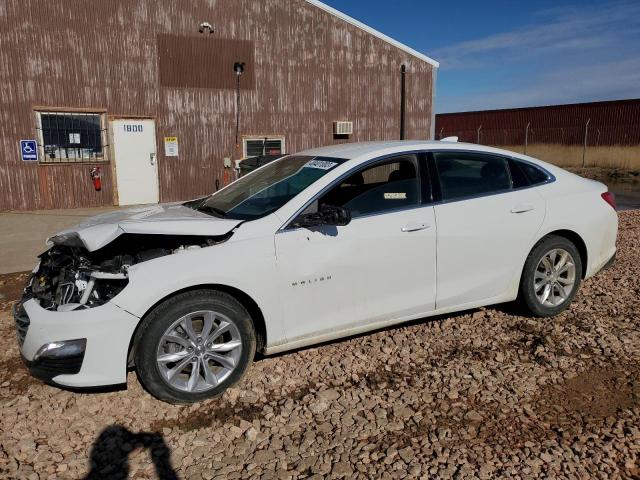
[432,151,545,309]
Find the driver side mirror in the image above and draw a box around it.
[292,205,351,229]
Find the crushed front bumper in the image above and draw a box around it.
[14,297,139,388]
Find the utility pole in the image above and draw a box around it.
[524,122,531,154]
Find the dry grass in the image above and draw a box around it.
[494,144,640,170]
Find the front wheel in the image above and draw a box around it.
[134,290,256,404]
[519,236,583,317]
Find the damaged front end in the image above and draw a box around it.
[29,233,231,311]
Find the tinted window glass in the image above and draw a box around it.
[434,153,511,201]
[319,155,419,217]
[520,162,549,185]
[508,159,530,189]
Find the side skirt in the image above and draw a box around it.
[263,292,515,356]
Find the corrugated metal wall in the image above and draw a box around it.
[436,99,640,146]
[0,0,434,211]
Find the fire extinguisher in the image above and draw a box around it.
[90,166,102,191]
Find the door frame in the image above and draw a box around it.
[108,115,158,206]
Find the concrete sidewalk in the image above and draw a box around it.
[0,206,122,274]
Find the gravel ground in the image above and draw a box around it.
[1,211,639,479]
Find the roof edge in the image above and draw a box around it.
[304,0,439,68]
[437,98,640,116]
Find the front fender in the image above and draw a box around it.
[110,235,285,349]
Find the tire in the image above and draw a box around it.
[519,235,583,317]
[134,289,256,404]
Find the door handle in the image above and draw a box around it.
[401,223,430,232]
[511,204,534,214]
[149,153,157,166]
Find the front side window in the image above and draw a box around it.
[195,156,345,220]
[37,111,107,163]
[317,155,420,218]
[434,152,510,201]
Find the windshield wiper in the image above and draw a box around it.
[199,205,228,218]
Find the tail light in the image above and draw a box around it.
[601,191,617,210]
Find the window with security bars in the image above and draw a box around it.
[36,111,108,163]
[243,137,285,158]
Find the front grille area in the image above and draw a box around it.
[13,301,30,347]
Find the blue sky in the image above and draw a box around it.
[321,0,640,113]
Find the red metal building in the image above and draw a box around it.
[436,99,640,147]
[0,0,439,211]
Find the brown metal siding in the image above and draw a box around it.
[0,0,434,211]
[158,35,256,90]
[436,99,640,146]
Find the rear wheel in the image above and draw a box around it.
[519,236,582,317]
[134,289,256,404]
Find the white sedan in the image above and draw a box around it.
[15,141,618,403]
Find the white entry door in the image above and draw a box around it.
[111,118,159,205]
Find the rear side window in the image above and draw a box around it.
[508,159,530,189]
[519,162,550,185]
[434,152,511,201]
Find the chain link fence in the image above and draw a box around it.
[437,120,640,170]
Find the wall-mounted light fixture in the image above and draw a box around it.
[233,62,245,76]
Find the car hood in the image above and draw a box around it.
[47,203,243,252]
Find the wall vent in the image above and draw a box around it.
[333,121,353,135]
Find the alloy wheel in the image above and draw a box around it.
[155,310,242,393]
[533,248,577,308]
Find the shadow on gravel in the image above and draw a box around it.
[84,425,179,480]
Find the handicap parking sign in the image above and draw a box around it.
[20,140,38,161]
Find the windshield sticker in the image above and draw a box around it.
[384,192,407,200]
[304,160,338,170]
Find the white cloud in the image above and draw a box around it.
[434,0,640,70]
[439,57,640,112]
[434,0,640,112]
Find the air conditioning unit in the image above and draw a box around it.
[333,121,353,135]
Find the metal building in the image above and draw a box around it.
[0,0,438,211]
[435,99,640,147]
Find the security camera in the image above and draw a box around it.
[198,22,214,34]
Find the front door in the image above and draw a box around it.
[111,118,159,205]
[274,154,437,344]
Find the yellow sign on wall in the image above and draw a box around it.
[164,137,179,157]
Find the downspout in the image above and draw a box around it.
[400,64,406,140]
[431,66,438,140]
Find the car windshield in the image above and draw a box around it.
[195,155,346,220]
